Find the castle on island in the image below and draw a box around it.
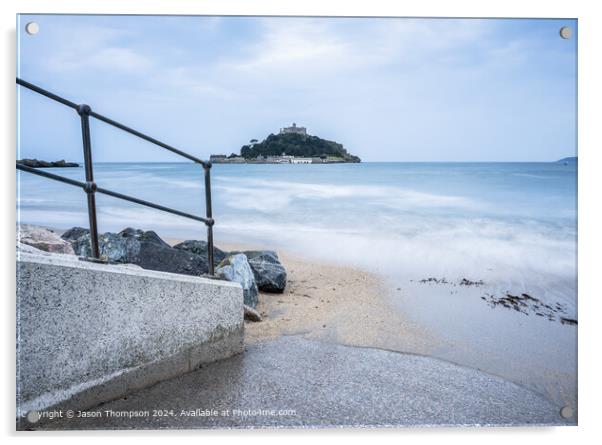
[279,122,307,136]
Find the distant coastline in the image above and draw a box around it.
[557,156,577,163]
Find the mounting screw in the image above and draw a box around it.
[559,26,572,40]
[25,22,39,35]
[560,406,574,419]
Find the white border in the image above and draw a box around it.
[2,0,600,443]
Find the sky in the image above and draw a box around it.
[17,15,577,162]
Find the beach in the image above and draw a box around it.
[24,231,573,429]
[181,239,576,412]
[17,161,578,422]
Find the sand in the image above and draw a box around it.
[182,241,575,410]
[193,241,447,357]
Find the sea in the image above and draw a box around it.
[17,161,578,404]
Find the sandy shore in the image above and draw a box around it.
[172,240,575,411]
[168,240,446,358]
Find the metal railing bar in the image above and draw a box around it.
[78,105,101,259]
[89,111,209,167]
[96,186,210,225]
[16,78,78,110]
[16,78,216,273]
[17,163,211,225]
[204,167,215,275]
[17,163,83,187]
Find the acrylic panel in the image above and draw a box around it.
[16,15,577,430]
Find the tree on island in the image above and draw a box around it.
[239,133,360,162]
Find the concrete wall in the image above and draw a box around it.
[16,250,244,418]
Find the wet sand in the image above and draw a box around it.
[202,241,576,413]
[179,241,446,357]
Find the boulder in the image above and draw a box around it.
[173,239,228,264]
[216,254,259,308]
[63,227,129,262]
[118,228,209,276]
[61,226,89,242]
[18,225,75,255]
[245,250,287,293]
[61,226,210,276]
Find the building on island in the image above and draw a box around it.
[279,122,307,136]
[210,154,227,163]
[290,158,312,164]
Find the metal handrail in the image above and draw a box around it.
[16,78,216,275]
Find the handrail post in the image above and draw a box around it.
[77,104,101,260]
[204,162,215,275]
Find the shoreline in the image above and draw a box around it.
[213,241,445,356]
[181,238,575,411]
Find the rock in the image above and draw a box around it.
[18,224,75,255]
[173,240,228,264]
[65,230,130,263]
[61,226,210,275]
[244,250,287,293]
[243,305,262,322]
[61,226,89,242]
[17,241,46,255]
[216,254,259,308]
[118,228,209,276]
[17,159,79,168]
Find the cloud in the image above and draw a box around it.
[42,24,153,74]
[20,16,576,162]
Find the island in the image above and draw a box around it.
[17,159,79,168]
[211,123,361,164]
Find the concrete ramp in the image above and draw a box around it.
[16,250,244,422]
[37,335,570,429]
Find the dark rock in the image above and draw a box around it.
[62,226,209,275]
[17,159,79,168]
[173,240,228,264]
[120,228,208,275]
[216,254,258,307]
[244,305,262,322]
[245,250,287,293]
[61,226,89,242]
